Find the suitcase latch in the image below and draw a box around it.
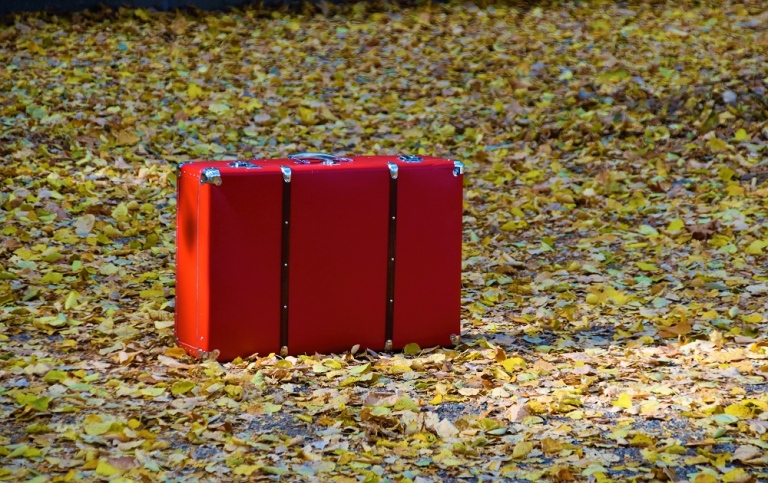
[200,167,222,185]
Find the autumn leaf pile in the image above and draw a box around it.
[2,0,768,481]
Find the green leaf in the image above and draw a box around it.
[733,128,750,141]
[171,380,196,396]
[42,370,67,383]
[261,466,289,476]
[39,272,63,284]
[635,262,660,272]
[262,403,281,414]
[84,415,115,436]
[403,343,421,356]
[393,396,419,412]
[349,363,371,375]
[95,459,121,477]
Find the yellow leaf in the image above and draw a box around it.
[430,393,443,405]
[99,263,119,276]
[635,262,659,272]
[403,343,421,356]
[541,437,563,454]
[234,465,260,476]
[719,166,736,181]
[242,99,262,112]
[604,286,631,305]
[667,219,685,232]
[722,468,750,483]
[40,272,63,284]
[743,399,768,411]
[171,381,196,396]
[393,396,419,411]
[134,9,150,21]
[692,474,717,483]
[298,106,317,125]
[64,291,79,310]
[724,403,752,419]
[84,415,114,436]
[510,206,525,218]
[403,128,423,139]
[208,103,231,115]
[726,184,745,197]
[613,393,632,409]
[440,124,456,137]
[629,433,654,447]
[187,83,203,99]
[511,441,533,459]
[734,128,751,141]
[95,459,121,477]
[7,445,29,458]
[501,357,527,372]
[164,347,187,358]
[500,220,525,231]
[742,313,763,323]
[116,130,140,146]
[111,203,129,222]
[708,137,729,152]
[585,293,600,305]
[745,240,767,255]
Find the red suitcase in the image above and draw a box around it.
[175,153,464,361]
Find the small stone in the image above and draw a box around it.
[722,90,737,104]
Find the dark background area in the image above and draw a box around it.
[2,0,263,15]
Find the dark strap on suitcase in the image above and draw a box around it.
[280,167,291,355]
[385,170,398,349]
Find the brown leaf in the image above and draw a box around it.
[157,355,193,369]
[494,347,507,362]
[732,445,763,462]
[107,456,137,471]
[504,403,531,422]
[686,220,719,240]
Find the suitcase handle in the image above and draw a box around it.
[288,152,352,165]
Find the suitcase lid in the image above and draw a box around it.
[179,154,464,185]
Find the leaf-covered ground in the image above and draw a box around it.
[2,1,768,481]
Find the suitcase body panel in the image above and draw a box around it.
[175,165,287,360]
[392,164,463,349]
[206,172,284,360]
[175,156,463,360]
[175,170,200,355]
[288,167,390,354]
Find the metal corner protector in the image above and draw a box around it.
[200,167,222,185]
[386,162,398,179]
[280,166,292,183]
